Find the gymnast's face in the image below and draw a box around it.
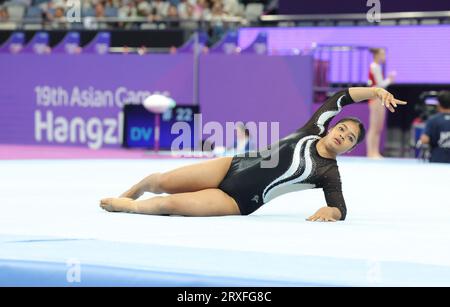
[376,49,386,64]
[327,121,359,155]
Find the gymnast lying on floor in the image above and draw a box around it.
[100,87,407,222]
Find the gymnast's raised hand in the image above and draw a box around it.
[373,87,407,112]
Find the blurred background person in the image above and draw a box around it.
[177,0,189,19]
[420,91,450,163]
[193,0,210,20]
[177,0,197,18]
[208,0,227,41]
[38,0,66,29]
[223,0,241,16]
[135,0,151,18]
[179,1,198,29]
[366,48,396,158]
[150,0,169,21]
[95,2,106,19]
[232,122,252,155]
[83,1,107,29]
[118,0,138,28]
[213,122,253,157]
[0,5,9,21]
[166,4,180,27]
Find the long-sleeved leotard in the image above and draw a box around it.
[368,62,391,88]
[218,89,356,220]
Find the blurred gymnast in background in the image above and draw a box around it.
[367,48,397,158]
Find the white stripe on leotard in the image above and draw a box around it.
[262,136,319,203]
[316,95,344,135]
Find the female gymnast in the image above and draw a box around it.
[367,48,397,158]
[100,87,406,222]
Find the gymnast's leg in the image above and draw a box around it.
[119,157,233,199]
[101,188,241,216]
[366,99,386,158]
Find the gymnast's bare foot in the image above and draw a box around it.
[368,153,384,159]
[119,173,162,199]
[100,197,136,213]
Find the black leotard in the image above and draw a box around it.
[218,89,356,220]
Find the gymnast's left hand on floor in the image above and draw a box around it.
[306,206,341,222]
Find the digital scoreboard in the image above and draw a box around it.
[123,104,200,150]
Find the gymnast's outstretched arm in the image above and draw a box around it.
[348,87,407,110]
[299,87,407,136]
